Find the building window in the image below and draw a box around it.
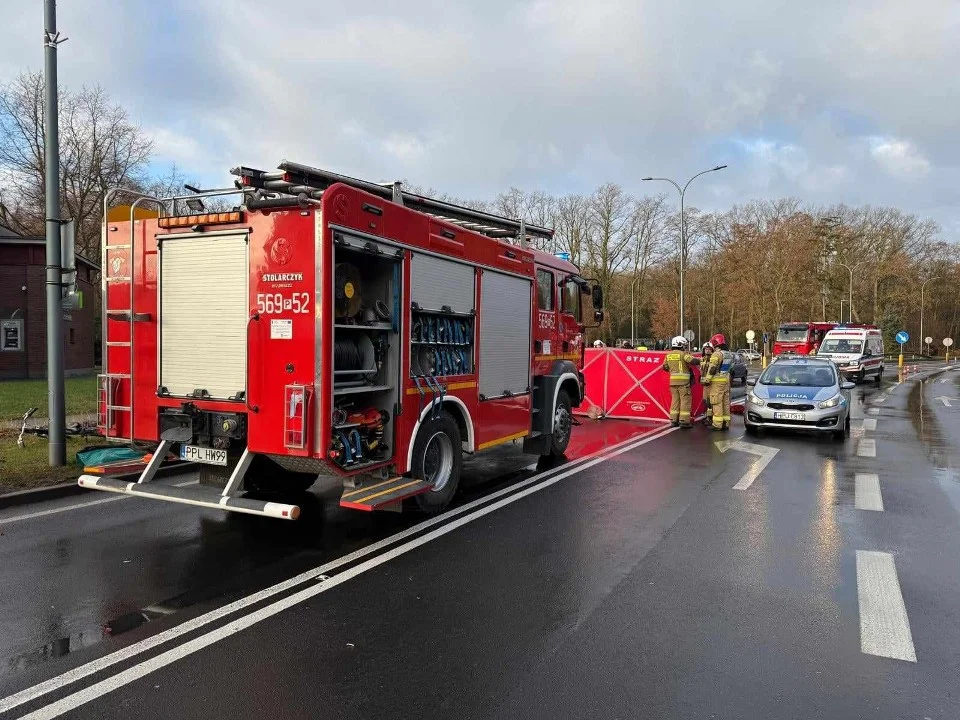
[536,269,555,311]
[1,319,23,351]
[70,327,75,345]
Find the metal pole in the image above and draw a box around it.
[630,277,640,347]
[848,266,853,323]
[43,0,66,466]
[679,189,685,337]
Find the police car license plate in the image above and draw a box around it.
[774,412,805,421]
[180,445,228,466]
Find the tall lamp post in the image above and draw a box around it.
[643,165,727,336]
[630,276,642,347]
[920,276,940,355]
[835,260,866,323]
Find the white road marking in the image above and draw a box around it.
[862,418,877,432]
[855,473,883,511]
[856,550,916,662]
[0,425,676,717]
[857,438,876,458]
[867,407,880,416]
[0,481,198,525]
[715,438,779,490]
[940,378,949,384]
[873,394,887,404]
[940,397,953,408]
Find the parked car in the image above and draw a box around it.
[729,352,749,385]
[735,348,761,361]
[744,356,854,439]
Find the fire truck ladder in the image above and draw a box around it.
[99,190,165,444]
[231,161,554,245]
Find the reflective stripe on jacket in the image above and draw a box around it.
[707,349,731,384]
[663,351,694,386]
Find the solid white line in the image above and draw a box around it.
[855,473,883,511]
[862,418,877,432]
[857,438,876,458]
[0,481,199,525]
[856,550,916,662]
[0,426,675,716]
[867,407,880,416]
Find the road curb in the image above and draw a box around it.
[0,482,87,509]
[0,463,195,510]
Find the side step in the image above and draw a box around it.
[78,475,300,520]
[339,477,432,512]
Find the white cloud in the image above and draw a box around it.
[2,0,959,237]
[868,137,931,179]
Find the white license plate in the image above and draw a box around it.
[774,412,805,421]
[180,445,228,466]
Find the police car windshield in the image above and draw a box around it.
[760,363,836,387]
[821,339,862,353]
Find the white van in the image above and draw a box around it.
[816,326,884,383]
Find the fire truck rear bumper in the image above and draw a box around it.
[77,475,300,520]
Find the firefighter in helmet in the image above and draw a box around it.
[704,333,732,431]
[661,336,700,428]
[700,342,714,426]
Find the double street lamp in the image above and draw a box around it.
[643,165,727,339]
[835,259,866,323]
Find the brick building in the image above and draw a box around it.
[0,226,99,379]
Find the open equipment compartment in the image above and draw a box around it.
[329,233,402,470]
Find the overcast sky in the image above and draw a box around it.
[4,0,959,239]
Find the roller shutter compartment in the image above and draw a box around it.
[479,271,532,399]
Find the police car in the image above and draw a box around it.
[744,357,854,439]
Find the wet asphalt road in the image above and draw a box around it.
[3,370,960,718]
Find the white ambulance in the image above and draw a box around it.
[816,325,884,383]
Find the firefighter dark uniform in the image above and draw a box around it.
[662,337,699,428]
[705,333,731,430]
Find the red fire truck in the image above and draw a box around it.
[772,322,838,356]
[79,162,603,520]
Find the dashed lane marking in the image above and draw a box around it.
[867,407,880,416]
[855,473,883,511]
[857,438,876,458]
[857,550,916,662]
[862,418,877,432]
[873,394,887,404]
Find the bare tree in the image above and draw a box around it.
[0,71,152,260]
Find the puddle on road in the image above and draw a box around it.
[6,633,94,674]
[908,377,959,475]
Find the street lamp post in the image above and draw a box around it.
[835,260,866,323]
[920,276,940,355]
[630,276,642,347]
[643,165,727,337]
[839,299,846,323]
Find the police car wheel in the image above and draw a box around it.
[857,370,866,384]
[833,416,850,441]
[744,423,759,436]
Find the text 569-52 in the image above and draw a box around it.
[256,292,311,315]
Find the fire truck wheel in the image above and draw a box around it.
[545,389,573,458]
[412,413,462,513]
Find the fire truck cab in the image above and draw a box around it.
[79,162,602,520]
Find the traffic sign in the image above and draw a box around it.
[683,329,695,343]
[925,336,933,345]
[745,330,756,342]
[944,338,954,348]
[895,330,910,344]
[762,333,768,344]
